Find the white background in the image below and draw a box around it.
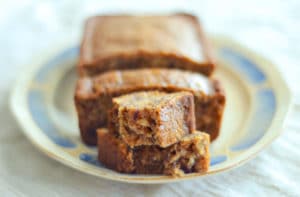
[0,1,299,196]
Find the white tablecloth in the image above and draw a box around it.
[0,1,299,196]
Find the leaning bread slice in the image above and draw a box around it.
[109,91,195,148]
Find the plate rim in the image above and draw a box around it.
[10,36,292,184]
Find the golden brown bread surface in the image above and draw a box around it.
[75,68,225,145]
[97,128,210,175]
[109,91,196,147]
[78,13,215,76]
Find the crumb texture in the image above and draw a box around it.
[97,128,209,176]
[110,91,196,147]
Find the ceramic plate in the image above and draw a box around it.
[10,36,291,183]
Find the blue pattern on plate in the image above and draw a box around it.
[79,153,103,167]
[28,90,76,148]
[210,155,227,166]
[231,89,276,151]
[220,48,266,83]
[35,47,79,83]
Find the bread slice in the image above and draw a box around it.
[97,128,210,176]
[75,68,225,145]
[109,91,195,147]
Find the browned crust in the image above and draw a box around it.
[78,13,215,77]
[97,128,209,175]
[173,13,215,68]
[97,129,135,173]
[78,53,214,77]
[195,80,226,141]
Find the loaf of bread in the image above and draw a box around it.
[78,13,215,76]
